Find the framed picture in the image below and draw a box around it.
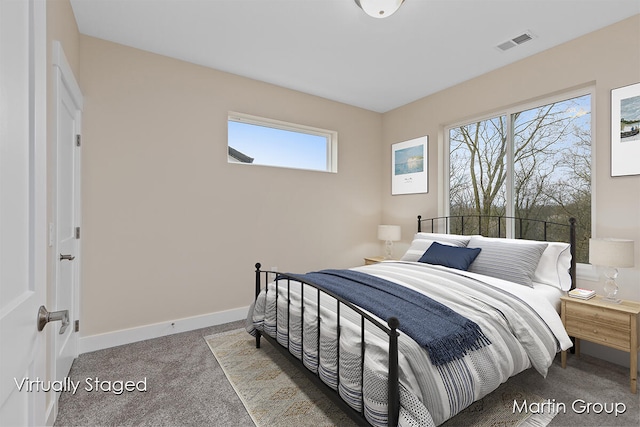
[611,82,640,176]
[392,136,428,195]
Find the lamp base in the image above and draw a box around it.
[384,240,393,260]
[603,268,621,304]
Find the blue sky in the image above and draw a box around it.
[228,120,328,171]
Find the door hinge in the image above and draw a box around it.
[76,134,81,147]
[74,320,80,332]
[75,227,80,239]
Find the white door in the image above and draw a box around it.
[0,0,48,425]
[52,42,82,405]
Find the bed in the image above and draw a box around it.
[246,215,576,426]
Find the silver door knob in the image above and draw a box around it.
[37,305,69,334]
[59,253,75,261]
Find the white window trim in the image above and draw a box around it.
[228,112,338,173]
[440,85,595,267]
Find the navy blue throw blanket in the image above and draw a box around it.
[284,269,490,366]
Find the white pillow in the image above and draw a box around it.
[400,236,467,262]
[468,235,572,290]
[536,242,572,290]
[413,232,471,247]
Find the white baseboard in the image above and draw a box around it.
[79,306,249,354]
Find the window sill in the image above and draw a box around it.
[576,263,599,283]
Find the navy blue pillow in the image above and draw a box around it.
[418,242,482,271]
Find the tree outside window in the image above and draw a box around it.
[448,94,591,263]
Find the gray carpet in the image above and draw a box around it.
[55,320,253,427]
[56,321,639,426]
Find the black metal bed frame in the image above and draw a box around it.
[253,263,400,426]
[252,215,578,426]
[417,215,577,290]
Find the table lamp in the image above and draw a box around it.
[589,238,635,303]
[378,225,401,259]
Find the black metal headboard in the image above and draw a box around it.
[417,215,577,290]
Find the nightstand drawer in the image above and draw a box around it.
[564,302,631,329]
[560,295,640,394]
[565,318,631,351]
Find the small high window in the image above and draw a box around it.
[227,112,337,173]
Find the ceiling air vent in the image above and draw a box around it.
[496,31,535,52]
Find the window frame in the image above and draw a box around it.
[227,112,338,173]
[442,86,595,271]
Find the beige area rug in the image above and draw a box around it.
[206,328,358,427]
[205,329,557,427]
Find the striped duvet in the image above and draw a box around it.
[247,261,572,427]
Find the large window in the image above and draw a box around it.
[228,112,337,173]
[447,92,592,263]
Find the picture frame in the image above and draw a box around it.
[391,136,428,195]
[611,82,640,176]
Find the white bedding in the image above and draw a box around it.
[248,260,572,426]
[359,261,571,350]
[414,261,567,317]
[531,282,565,313]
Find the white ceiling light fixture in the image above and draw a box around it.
[354,0,405,18]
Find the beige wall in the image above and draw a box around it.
[382,15,640,302]
[78,36,383,336]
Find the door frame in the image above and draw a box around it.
[47,40,83,425]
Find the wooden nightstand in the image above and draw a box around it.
[364,256,386,265]
[560,295,640,393]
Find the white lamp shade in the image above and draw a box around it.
[589,238,635,268]
[355,0,405,18]
[378,225,401,241]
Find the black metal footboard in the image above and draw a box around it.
[253,263,400,427]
